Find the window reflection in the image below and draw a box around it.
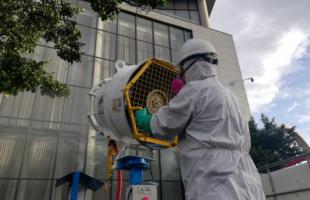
[117,36,136,64]
[103,18,117,33]
[175,10,190,20]
[118,12,135,38]
[155,45,171,62]
[137,41,154,62]
[154,23,169,47]
[100,31,117,60]
[170,27,185,49]
[157,0,201,24]
[98,12,192,72]
[137,17,153,42]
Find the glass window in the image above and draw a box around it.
[100,31,117,60]
[78,25,96,56]
[175,10,190,20]
[76,1,98,28]
[117,36,136,64]
[31,94,64,123]
[20,134,57,178]
[137,41,154,62]
[156,0,201,24]
[68,55,94,88]
[155,45,171,62]
[62,86,90,125]
[184,30,191,41]
[171,49,179,64]
[55,135,85,177]
[44,48,69,83]
[0,92,35,121]
[118,12,135,38]
[159,9,175,16]
[77,11,98,28]
[137,17,153,42]
[102,18,117,33]
[154,23,169,47]
[96,58,115,79]
[189,0,198,10]
[31,120,61,130]
[170,27,185,49]
[160,0,174,9]
[190,11,200,24]
[175,0,188,9]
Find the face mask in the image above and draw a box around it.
[171,59,196,95]
[171,77,185,95]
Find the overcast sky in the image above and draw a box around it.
[211,0,310,144]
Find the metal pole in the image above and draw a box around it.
[158,151,163,200]
[70,171,81,200]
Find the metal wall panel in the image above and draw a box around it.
[162,181,183,200]
[20,135,57,178]
[0,180,18,200]
[0,134,26,178]
[16,180,52,200]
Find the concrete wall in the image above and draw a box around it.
[260,162,310,200]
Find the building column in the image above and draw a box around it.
[84,17,104,200]
[198,0,211,28]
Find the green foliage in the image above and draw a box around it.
[0,0,165,97]
[0,0,82,97]
[249,114,305,168]
[0,54,70,97]
[88,0,167,20]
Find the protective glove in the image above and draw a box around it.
[135,108,152,133]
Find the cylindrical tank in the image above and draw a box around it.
[89,58,179,149]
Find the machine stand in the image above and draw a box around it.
[55,171,104,200]
[116,156,150,185]
[130,168,144,185]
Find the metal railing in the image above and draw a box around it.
[258,152,310,173]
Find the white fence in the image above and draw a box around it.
[259,154,310,200]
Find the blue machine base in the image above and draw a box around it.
[116,156,151,185]
[56,171,104,200]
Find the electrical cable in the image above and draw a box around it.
[67,184,71,200]
[127,188,132,200]
[149,161,156,182]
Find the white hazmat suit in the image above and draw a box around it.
[150,59,266,200]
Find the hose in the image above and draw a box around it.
[127,188,132,200]
[116,169,123,200]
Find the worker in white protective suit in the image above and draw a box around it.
[136,39,266,200]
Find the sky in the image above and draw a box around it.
[211,0,310,144]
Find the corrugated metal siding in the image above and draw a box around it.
[0,135,26,178]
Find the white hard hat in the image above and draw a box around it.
[175,39,218,66]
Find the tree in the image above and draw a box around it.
[249,114,305,168]
[0,0,166,97]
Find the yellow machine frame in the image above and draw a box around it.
[123,58,179,148]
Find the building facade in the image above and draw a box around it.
[0,0,250,199]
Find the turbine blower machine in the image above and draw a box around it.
[89,58,179,200]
